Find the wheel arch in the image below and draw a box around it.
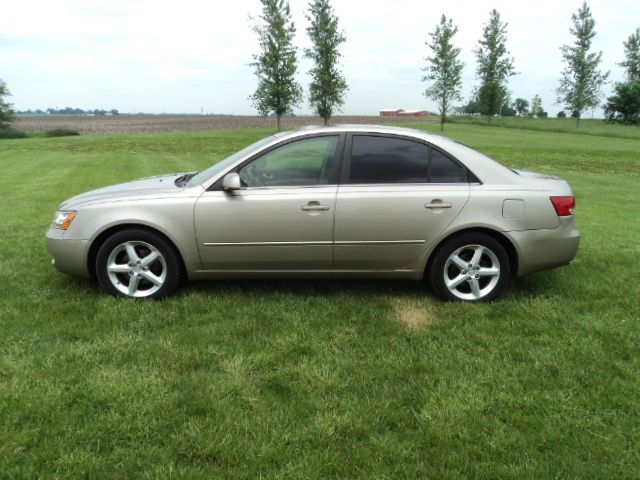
[87,223,187,280]
[424,227,519,279]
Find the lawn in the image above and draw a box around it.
[0,122,639,479]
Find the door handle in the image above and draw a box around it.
[425,201,453,209]
[301,203,330,212]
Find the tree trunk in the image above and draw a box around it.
[575,114,580,128]
[277,114,282,132]
[323,116,328,126]
[440,113,445,132]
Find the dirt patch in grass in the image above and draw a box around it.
[393,297,439,330]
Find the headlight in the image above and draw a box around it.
[52,210,77,230]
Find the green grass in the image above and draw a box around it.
[1,123,639,478]
[448,115,640,141]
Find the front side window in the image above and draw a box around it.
[239,136,339,188]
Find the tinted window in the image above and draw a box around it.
[430,149,467,183]
[349,136,429,184]
[239,136,338,187]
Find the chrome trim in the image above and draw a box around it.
[334,240,425,246]
[202,240,425,247]
[203,241,333,247]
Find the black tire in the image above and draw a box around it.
[95,228,182,299]
[428,232,511,302]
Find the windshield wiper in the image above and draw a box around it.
[174,172,197,187]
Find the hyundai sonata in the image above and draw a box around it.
[46,125,579,302]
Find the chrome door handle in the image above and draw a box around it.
[425,202,452,209]
[301,204,330,211]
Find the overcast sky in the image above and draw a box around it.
[1,0,638,116]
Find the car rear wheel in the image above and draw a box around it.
[95,228,182,299]
[428,233,510,302]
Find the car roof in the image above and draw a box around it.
[272,124,517,185]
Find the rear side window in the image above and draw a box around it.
[430,149,467,183]
[349,136,429,184]
[348,135,468,184]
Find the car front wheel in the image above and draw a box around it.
[428,233,510,302]
[95,228,182,299]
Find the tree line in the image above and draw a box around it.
[250,0,639,131]
[1,1,638,133]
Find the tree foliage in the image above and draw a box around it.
[604,81,640,125]
[423,14,464,131]
[250,0,302,131]
[556,2,608,127]
[514,98,529,116]
[0,79,15,131]
[530,94,544,117]
[305,0,347,126]
[620,28,640,82]
[474,9,516,122]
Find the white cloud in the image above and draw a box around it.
[0,0,637,115]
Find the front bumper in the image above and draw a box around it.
[508,216,580,276]
[45,228,91,278]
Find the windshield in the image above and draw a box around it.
[186,135,276,187]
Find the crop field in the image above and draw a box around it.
[1,120,639,478]
[15,114,436,135]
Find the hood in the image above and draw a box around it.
[59,173,194,208]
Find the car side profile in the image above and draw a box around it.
[45,125,579,302]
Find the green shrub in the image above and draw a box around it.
[0,128,28,139]
[45,128,80,137]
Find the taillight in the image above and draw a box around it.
[550,196,575,216]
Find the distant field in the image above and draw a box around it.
[15,114,437,135]
[1,123,639,478]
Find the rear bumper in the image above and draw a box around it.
[45,228,91,278]
[508,217,580,276]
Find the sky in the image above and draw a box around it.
[1,0,638,116]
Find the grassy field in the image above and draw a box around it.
[1,121,639,478]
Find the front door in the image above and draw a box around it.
[194,135,341,270]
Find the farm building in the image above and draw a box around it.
[380,109,405,117]
[379,109,429,117]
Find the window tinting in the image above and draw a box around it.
[349,136,429,184]
[430,149,467,183]
[239,136,338,187]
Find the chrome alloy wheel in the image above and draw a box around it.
[106,241,167,298]
[443,244,501,301]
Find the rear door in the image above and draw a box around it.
[333,134,470,270]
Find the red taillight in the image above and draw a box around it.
[550,196,575,216]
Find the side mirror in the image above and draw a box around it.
[221,172,241,191]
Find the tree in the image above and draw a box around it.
[530,94,543,117]
[474,9,516,123]
[604,81,640,125]
[501,101,516,117]
[250,0,302,131]
[463,97,481,114]
[423,14,464,131]
[514,98,529,116]
[305,0,348,126]
[0,79,15,131]
[620,28,640,82]
[557,110,567,118]
[556,2,609,127]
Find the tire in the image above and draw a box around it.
[428,232,511,302]
[95,228,182,299]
